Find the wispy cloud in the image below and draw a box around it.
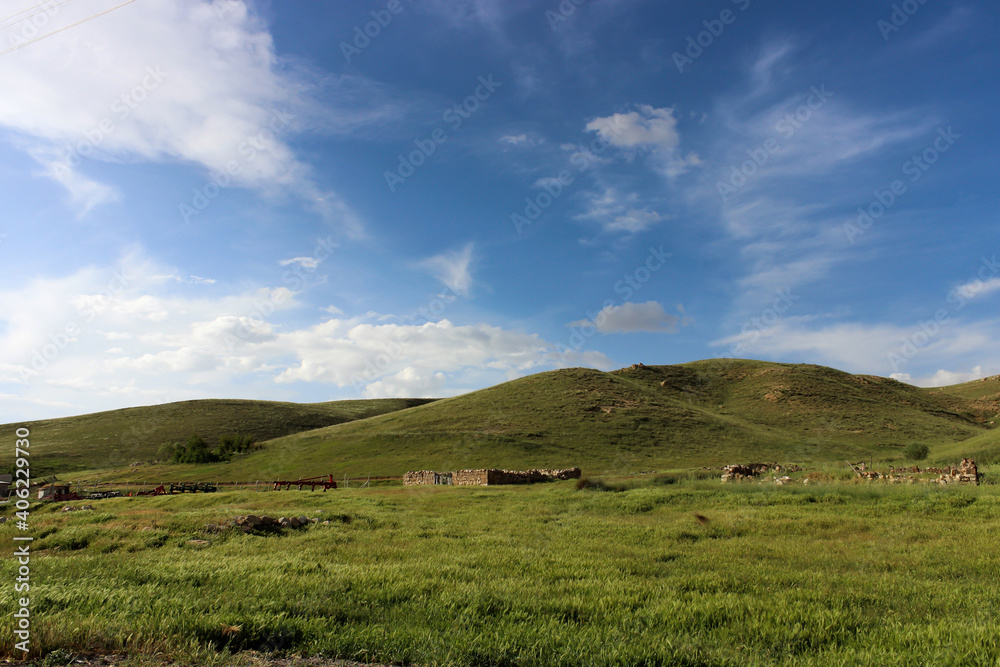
[417,243,476,296]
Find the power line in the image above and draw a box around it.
[0,0,139,57]
[0,0,76,29]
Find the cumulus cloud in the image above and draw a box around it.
[586,105,681,149]
[417,243,475,296]
[571,301,692,334]
[0,255,609,419]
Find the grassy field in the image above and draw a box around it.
[3,475,999,666]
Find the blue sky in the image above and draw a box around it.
[1,0,998,421]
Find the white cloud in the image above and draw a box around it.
[574,188,666,235]
[500,133,530,145]
[280,256,320,270]
[902,366,990,388]
[954,277,1000,302]
[0,0,365,232]
[361,367,448,398]
[571,301,692,334]
[417,243,475,296]
[585,105,681,149]
[713,316,1000,379]
[0,255,609,420]
[605,209,662,234]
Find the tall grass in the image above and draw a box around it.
[3,478,1000,665]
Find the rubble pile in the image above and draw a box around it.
[931,458,979,485]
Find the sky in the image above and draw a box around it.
[0,0,998,421]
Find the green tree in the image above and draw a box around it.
[906,442,930,461]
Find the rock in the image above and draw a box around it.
[245,514,262,527]
[187,539,210,547]
[0,516,7,524]
[297,516,310,526]
[322,520,331,525]
[278,517,291,527]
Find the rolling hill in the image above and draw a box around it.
[0,398,436,476]
[225,359,995,479]
[7,359,998,481]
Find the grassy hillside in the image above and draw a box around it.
[133,359,999,481]
[0,398,436,475]
[16,359,1000,482]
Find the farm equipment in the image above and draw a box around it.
[272,474,337,491]
[38,484,80,502]
[87,490,123,500]
[135,485,167,496]
[169,482,217,493]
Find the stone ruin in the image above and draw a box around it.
[403,467,582,486]
[930,458,979,485]
[721,463,801,483]
[854,458,979,485]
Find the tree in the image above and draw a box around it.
[905,443,930,461]
[156,442,176,462]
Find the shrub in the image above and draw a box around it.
[905,443,930,461]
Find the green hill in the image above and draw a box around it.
[9,359,999,482]
[149,359,999,481]
[0,398,436,476]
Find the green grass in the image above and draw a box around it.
[0,398,435,476]
[3,478,999,666]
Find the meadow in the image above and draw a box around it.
[3,475,999,666]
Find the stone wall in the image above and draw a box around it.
[402,470,453,486]
[404,467,581,486]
